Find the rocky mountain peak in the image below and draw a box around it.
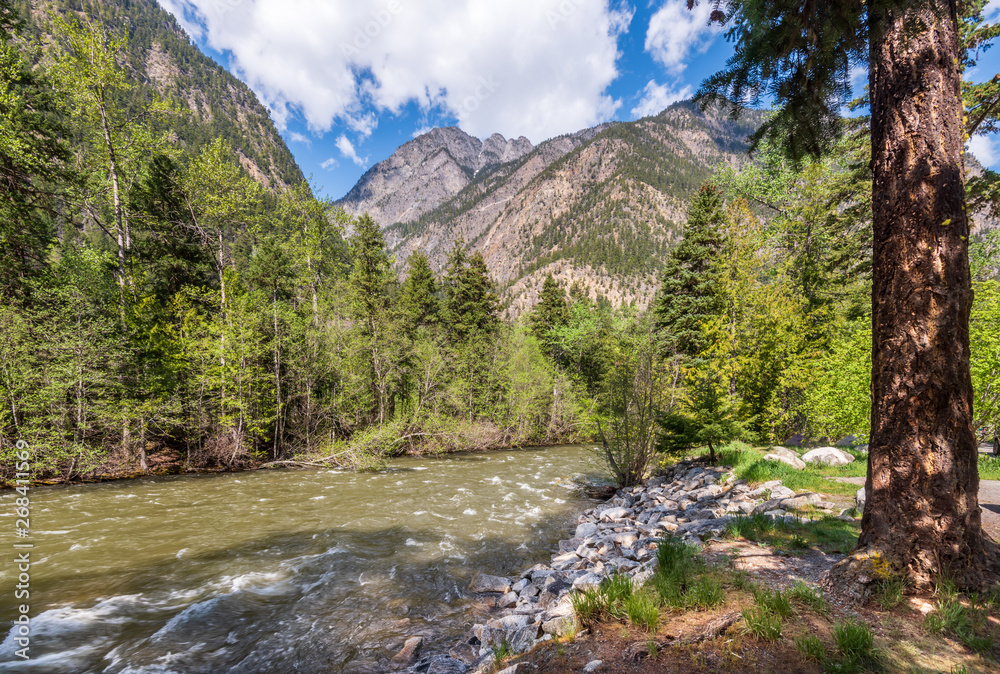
[337,127,533,226]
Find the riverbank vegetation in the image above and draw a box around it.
[3,0,1000,489]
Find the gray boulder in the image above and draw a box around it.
[856,486,866,511]
[468,573,510,593]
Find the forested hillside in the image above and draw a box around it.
[342,103,765,313]
[16,0,302,188]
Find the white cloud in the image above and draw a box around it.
[631,80,691,117]
[336,135,369,167]
[288,131,310,144]
[969,135,999,168]
[411,126,433,138]
[645,0,720,74]
[320,157,339,170]
[158,0,633,143]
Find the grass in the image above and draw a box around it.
[789,580,829,614]
[624,590,661,631]
[979,454,1000,480]
[742,606,783,640]
[796,634,827,662]
[924,579,996,656]
[491,637,513,667]
[753,587,794,618]
[572,537,733,632]
[724,512,859,555]
[872,576,907,610]
[715,442,864,498]
[825,618,881,673]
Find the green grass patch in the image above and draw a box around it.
[872,576,907,610]
[754,587,794,618]
[650,537,727,610]
[725,513,859,555]
[715,442,863,497]
[624,590,661,632]
[824,618,881,673]
[789,580,829,614]
[979,454,1000,480]
[742,606,782,640]
[795,634,827,662]
[924,580,996,656]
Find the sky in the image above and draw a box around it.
[157,0,1000,200]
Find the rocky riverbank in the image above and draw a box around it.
[402,457,853,673]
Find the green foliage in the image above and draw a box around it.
[596,323,670,486]
[660,363,744,464]
[872,576,907,611]
[753,587,793,618]
[623,590,661,632]
[925,581,996,656]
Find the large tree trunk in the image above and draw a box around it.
[847,0,998,590]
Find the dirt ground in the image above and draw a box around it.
[504,534,1000,674]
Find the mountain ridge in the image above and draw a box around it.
[340,102,765,314]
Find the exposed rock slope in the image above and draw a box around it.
[338,103,764,314]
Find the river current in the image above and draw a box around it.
[0,445,603,673]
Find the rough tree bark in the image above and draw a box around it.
[836,0,1000,591]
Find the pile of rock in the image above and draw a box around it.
[404,459,844,674]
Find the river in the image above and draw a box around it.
[0,445,604,673]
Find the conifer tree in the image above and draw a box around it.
[399,250,439,333]
[654,184,726,358]
[529,274,569,350]
[347,213,404,425]
[691,0,999,587]
[444,247,499,345]
[0,3,73,298]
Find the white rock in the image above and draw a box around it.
[583,659,604,672]
[781,492,823,510]
[856,486,866,511]
[575,522,599,539]
[599,507,630,522]
[801,447,855,467]
[763,452,806,470]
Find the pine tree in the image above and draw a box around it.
[693,0,999,587]
[347,213,405,425]
[0,5,74,298]
[529,274,568,351]
[399,250,439,333]
[444,245,499,345]
[654,184,726,358]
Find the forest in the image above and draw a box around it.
[2,0,1000,489]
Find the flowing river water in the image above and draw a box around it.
[0,445,605,673]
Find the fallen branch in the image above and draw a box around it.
[626,611,741,662]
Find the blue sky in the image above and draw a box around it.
[158,0,1000,200]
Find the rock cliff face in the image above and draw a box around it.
[338,102,764,315]
[338,127,534,226]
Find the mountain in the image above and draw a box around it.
[20,0,303,189]
[340,102,764,313]
[338,127,534,225]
